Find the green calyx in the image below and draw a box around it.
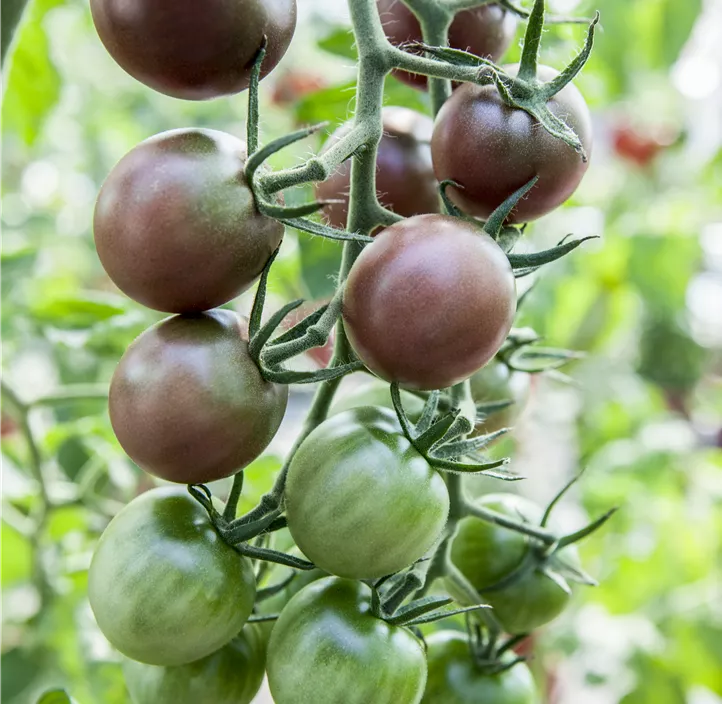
[493,0,600,158]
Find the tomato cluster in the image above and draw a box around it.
[85,0,600,702]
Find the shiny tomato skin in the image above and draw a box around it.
[94,128,284,314]
[422,632,538,704]
[90,0,297,99]
[109,310,288,484]
[285,406,449,579]
[267,577,427,704]
[315,107,439,229]
[470,361,531,436]
[342,215,516,390]
[378,1,517,90]
[431,65,593,223]
[123,624,266,704]
[89,487,256,666]
[449,493,574,634]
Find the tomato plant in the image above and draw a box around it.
[431,65,593,223]
[109,310,288,484]
[285,406,449,578]
[122,624,266,704]
[422,631,537,704]
[267,578,427,704]
[94,128,284,314]
[89,0,297,99]
[4,0,639,699]
[343,214,516,390]
[378,0,517,90]
[88,487,256,666]
[315,106,439,228]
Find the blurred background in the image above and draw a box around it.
[2,0,722,702]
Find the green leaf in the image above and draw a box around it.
[317,25,357,60]
[1,521,32,585]
[37,689,75,704]
[295,81,357,127]
[299,235,343,299]
[29,291,128,329]
[2,0,63,145]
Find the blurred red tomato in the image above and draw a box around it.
[272,70,327,106]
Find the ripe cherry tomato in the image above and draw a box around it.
[267,577,427,704]
[422,631,537,703]
[123,624,266,704]
[94,128,284,314]
[470,361,531,436]
[342,215,516,390]
[109,310,288,485]
[315,107,439,229]
[448,493,577,634]
[378,1,517,90]
[285,406,449,579]
[271,70,327,106]
[90,0,297,99]
[431,65,593,223]
[89,487,256,666]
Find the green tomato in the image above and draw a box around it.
[267,577,426,704]
[331,378,426,420]
[449,493,575,633]
[89,487,256,666]
[123,625,266,704]
[285,406,449,579]
[422,631,538,704]
[469,361,530,437]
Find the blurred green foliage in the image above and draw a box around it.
[2,0,721,702]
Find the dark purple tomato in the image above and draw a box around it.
[90,0,297,99]
[342,215,516,390]
[431,65,593,223]
[94,128,284,314]
[109,310,288,484]
[315,107,439,229]
[377,1,517,90]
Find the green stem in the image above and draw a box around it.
[1,0,29,64]
[465,501,557,545]
[28,384,109,407]
[1,380,53,610]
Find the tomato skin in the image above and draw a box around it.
[90,0,297,99]
[469,361,531,436]
[315,107,439,229]
[378,1,517,90]
[285,406,449,579]
[109,310,288,484]
[94,128,284,314]
[89,487,256,666]
[123,624,266,704]
[267,577,427,704]
[343,215,516,390]
[449,494,574,634]
[431,65,593,223]
[422,632,537,703]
